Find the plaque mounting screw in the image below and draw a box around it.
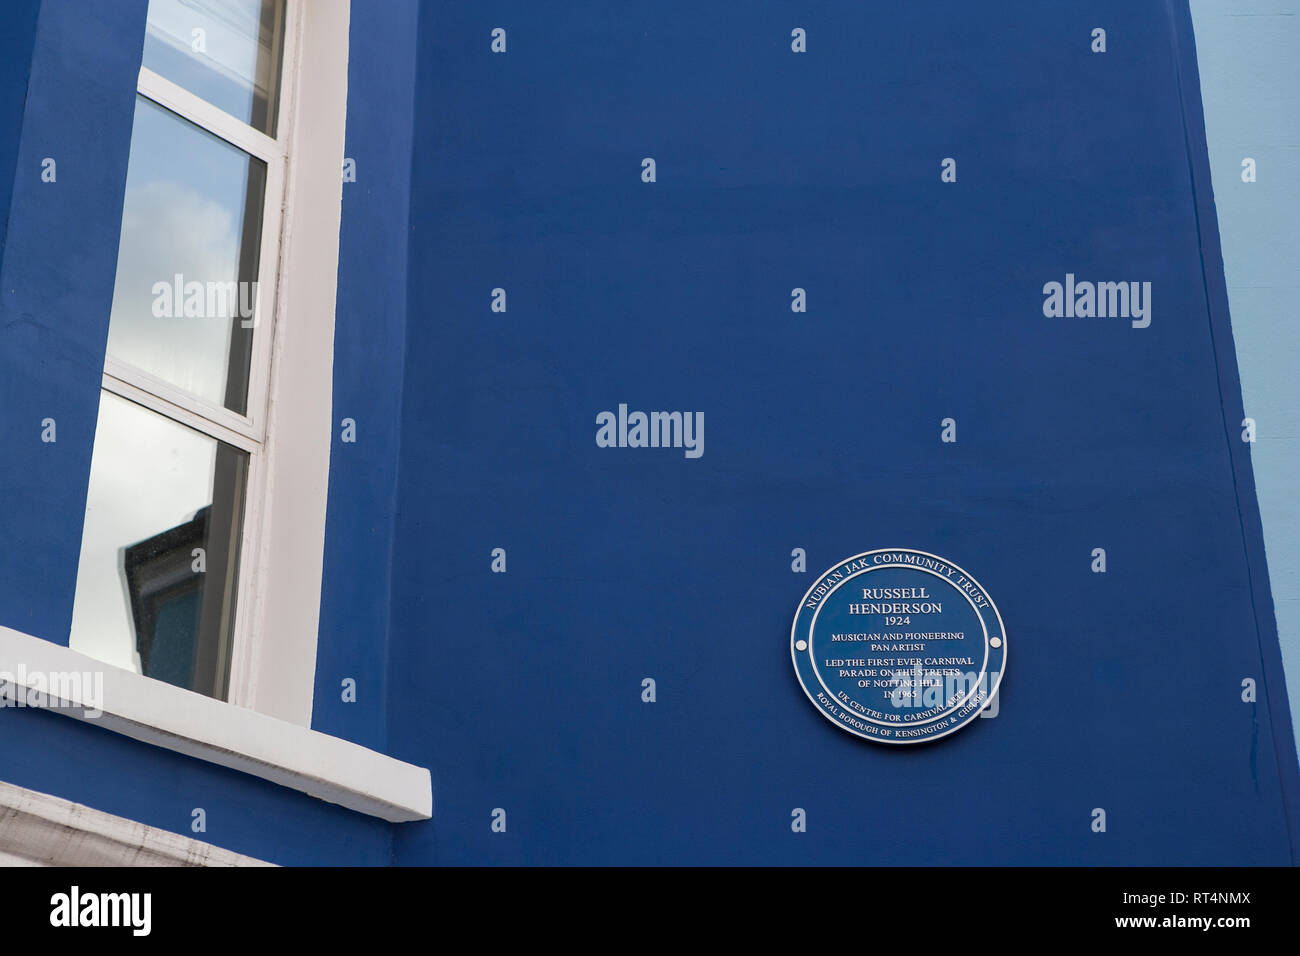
[795,640,808,651]
[990,637,1002,648]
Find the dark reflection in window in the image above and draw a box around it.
[123,444,247,698]
[70,394,248,700]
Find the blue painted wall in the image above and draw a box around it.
[0,0,1294,866]
[387,0,1300,864]
[0,0,135,647]
[0,1,39,280]
[311,0,420,755]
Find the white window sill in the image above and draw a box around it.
[0,626,430,823]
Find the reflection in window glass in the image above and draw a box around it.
[106,97,266,415]
[142,0,286,135]
[69,392,248,699]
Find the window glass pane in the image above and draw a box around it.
[70,392,248,700]
[142,0,286,135]
[106,96,266,415]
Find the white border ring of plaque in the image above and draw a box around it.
[790,549,1007,745]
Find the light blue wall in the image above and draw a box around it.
[1191,0,1300,763]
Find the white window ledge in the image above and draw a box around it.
[0,780,274,866]
[0,626,431,823]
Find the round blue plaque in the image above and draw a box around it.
[790,549,1006,744]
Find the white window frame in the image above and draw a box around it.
[85,0,338,725]
[97,2,296,714]
[104,61,288,449]
[5,0,433,820]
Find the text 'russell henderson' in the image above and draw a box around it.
[596,404,704,459]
